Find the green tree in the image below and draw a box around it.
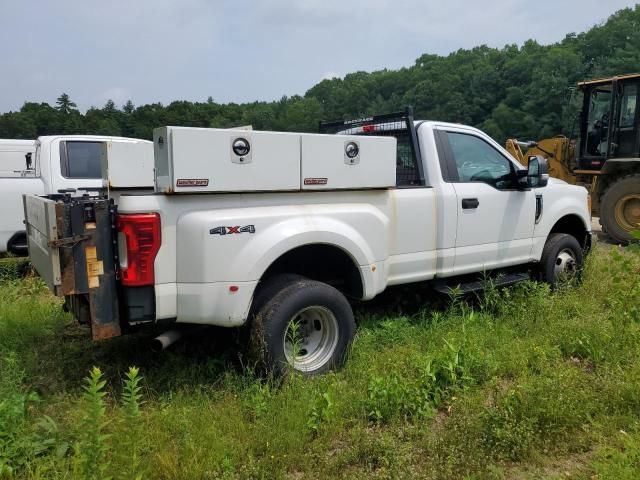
[122,100,135,114]
[0,5,639,142]
[55,93,77,114]
[103,99,117,114]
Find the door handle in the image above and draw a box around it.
[461,198,479,209]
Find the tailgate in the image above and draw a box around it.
[23,194,122,340]
[23,194,62,293]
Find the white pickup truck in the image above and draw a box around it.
[24,109,592,375]
[0,135,153,254]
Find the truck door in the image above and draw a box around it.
[612,82,639,158]
[435,128,536,274]
[49,140,104,194]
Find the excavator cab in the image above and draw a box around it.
[578,74,640,170]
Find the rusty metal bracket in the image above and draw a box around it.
[48,234,90,248]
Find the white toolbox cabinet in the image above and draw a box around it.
[153,126,397,193]
[100,140,154,189]
[300,133,396,190]
[154,127,300,193]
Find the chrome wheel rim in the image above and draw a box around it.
[554,248,577,281]
[283,306,339,373]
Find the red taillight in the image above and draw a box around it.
[116,213,161,286]
[362,124,376,133]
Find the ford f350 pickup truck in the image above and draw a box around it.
[1,135,153,254]
[24,108,592,375]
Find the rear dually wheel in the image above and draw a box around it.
[251,277,355,376]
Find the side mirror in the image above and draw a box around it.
[527,155,549,188]
[25,152,34,170]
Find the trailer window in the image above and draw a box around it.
[60,141,102,178]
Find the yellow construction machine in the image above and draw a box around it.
[506,73,640,244]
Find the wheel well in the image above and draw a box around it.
[549,215,590,250]
[260,244,364,299]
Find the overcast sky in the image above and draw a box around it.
[0,0,637,112]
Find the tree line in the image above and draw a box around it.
[1,5,639,144]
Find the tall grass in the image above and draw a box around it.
[0,244,639,478]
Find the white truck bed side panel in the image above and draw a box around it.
[177,281,258,326]
[175,203,389,284]
[300,134,396,190]
[117,188,441,325]
[154,282,177,320]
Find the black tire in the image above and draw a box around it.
[538,233,584,286]
[600,174,640,245]
[250,278,355,376]
[250,273,306,316]
[7,232,28,257]
[237,274,305,353]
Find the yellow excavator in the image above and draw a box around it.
[506,73,640,244]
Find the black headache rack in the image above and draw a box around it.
[23,193,122,340]
[319,106,425,186]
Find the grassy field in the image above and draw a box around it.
[1,243,640,479]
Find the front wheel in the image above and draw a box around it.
[538,233,584,286]
[251,278,355,376]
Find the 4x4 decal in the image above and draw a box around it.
[210,225,255,235]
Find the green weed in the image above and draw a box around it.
[365,338,473,424]
[72,367,109,480]
[592,430,640,479]
[0,245,638,478]
[306,390,334,434]
[117,367,144,480]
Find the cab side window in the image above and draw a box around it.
[445,132,514,189]
[60,141,102,179]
